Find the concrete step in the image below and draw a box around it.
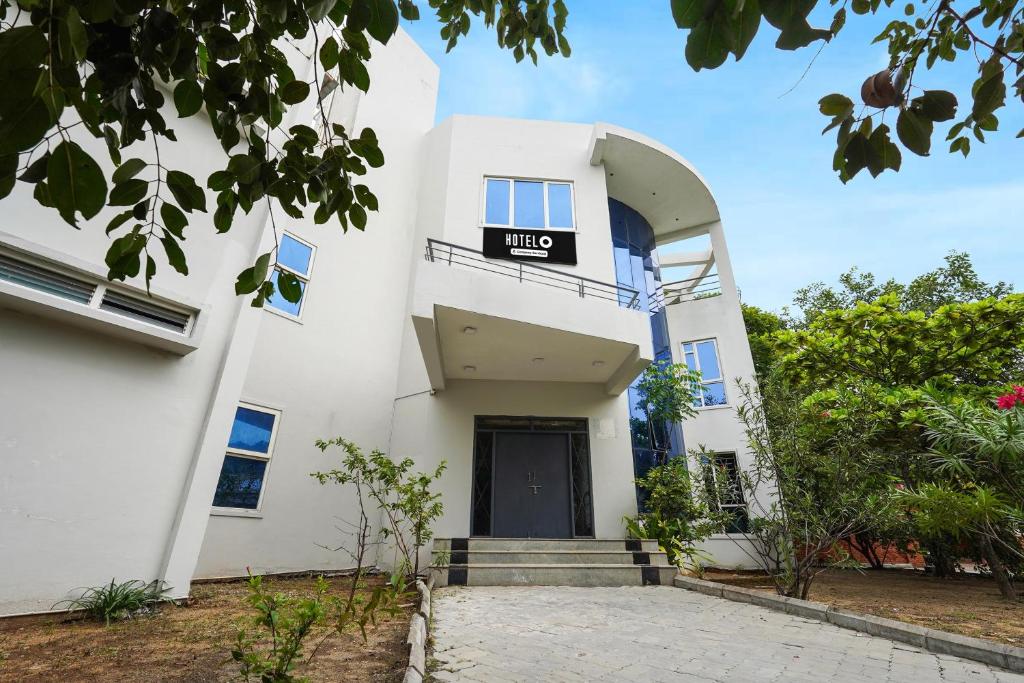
[433,538,661,553]
[437,550,671,565]
[430,564,678,588]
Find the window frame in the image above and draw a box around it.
[479,176,577,232]
[682,338,728,409]
[703,451,749,535]
[265,232,317,322]
[211,401,282,516]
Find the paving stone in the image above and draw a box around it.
[428,585,1024,681]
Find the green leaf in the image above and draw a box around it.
[47,141,107,225]
[173,80,204,118]
[912,90,957,122]
[166,170,207,213]
[819,93,854,117]
[18,152,49,184]
[971,70,1005,120]
[105,209,133,235]
[672,0,701,28]
[896,109,933,156]
[866,123,901,176]
[160,234,189,275]
[160,202,188,238]
[235,252,272,295]
[0,154,16,199]
[276,269,303,303]
[349,203,367,230]
[109,179,149,206]
[228,155,261,184]
[281,80,311,105]
[685,17,730,71]
[320,37,340,70]
[65,6,89,61]
[112,158,148,185]
[354,184,378,211]
[306,0,339,22]
[363,0,400,44]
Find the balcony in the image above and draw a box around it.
[410,240,653,396]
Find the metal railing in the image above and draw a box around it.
[651,273,722,308]
[425,239,641,310]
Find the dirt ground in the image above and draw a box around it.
[704,567,1024,646]
[0,574,413,683]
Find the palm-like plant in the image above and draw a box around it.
[899,388,1024,600]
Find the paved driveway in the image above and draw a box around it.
[430,585,1023,682]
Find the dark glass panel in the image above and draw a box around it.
[227,406,276,453]
[212,455,267,509]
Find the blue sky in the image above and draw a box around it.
[402,3,1022,312]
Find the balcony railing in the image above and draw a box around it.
[425,239,641,310]
[651,273,722,308]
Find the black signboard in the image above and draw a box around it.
[482,227,577,266]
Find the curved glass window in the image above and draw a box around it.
[608,198,685,505]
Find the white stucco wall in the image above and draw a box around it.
[0,105,268,615]
[664,223,767,569]
[194,29,440,578]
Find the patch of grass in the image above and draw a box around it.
[55,579,170,625]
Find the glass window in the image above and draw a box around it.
[212,456,268,509]
[277,234,313,276]
[484,178,511,225]
[682,339,727,408]
[703,452,749,533]
[547,183,573,228]
[267,233,315,318]
[481,177,575,229]
[214,404,279,510]
[513,180,545,228]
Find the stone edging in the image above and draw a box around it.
[403,574,433,683]
[673,575,1024,673]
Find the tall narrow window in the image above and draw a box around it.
[267,234,315,318]
[482,177,575,230]
[682,339,726,407]
[212,404,281,511]
[703,452,749,533]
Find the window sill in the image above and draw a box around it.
[694,404,732,412]
[210,507,264,519]
[264,305,304,324]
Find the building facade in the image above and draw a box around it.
[0,29,761,616]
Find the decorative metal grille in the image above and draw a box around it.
[470,431,493,536]
[570,433,594,537]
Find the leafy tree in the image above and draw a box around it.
[898,388,1024,600]
[730,375,891,599]
[0,0,569,302]
[633,361,703,461]
[669,0,1023,181]
[741,303,788,377]
[791,251,1013,326]
[623,456,729,573]
[773,292,1024,572]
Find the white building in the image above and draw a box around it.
[0,29,760,615]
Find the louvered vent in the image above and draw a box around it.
[0,252,97,304]
[100,291,192,334]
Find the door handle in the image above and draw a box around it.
[529,485,542,495]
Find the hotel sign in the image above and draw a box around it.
[482,227,577,266]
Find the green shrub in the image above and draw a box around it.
[55,579,169,625]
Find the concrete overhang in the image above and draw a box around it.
[589,123,720,245]
[411,260,653,396]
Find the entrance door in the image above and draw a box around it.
[492,432,572,538]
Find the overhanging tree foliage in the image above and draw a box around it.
[671,0,1023,182]
[0,0,569,302]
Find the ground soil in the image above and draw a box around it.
[704,567,1024,646]
[0,574,413,683]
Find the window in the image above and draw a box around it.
[682,339,726,407]
[482,177,575,230]
[703,452,749,533]
[266,234,315,318]
[212,404,281,511]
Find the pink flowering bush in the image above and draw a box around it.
[996,386,1024,410]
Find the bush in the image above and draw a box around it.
[624,457,726,572]
[55,579,169,625]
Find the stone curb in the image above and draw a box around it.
[403,579,431,683]
[673,575,1024,673]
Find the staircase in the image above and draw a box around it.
[430,538,678,587]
